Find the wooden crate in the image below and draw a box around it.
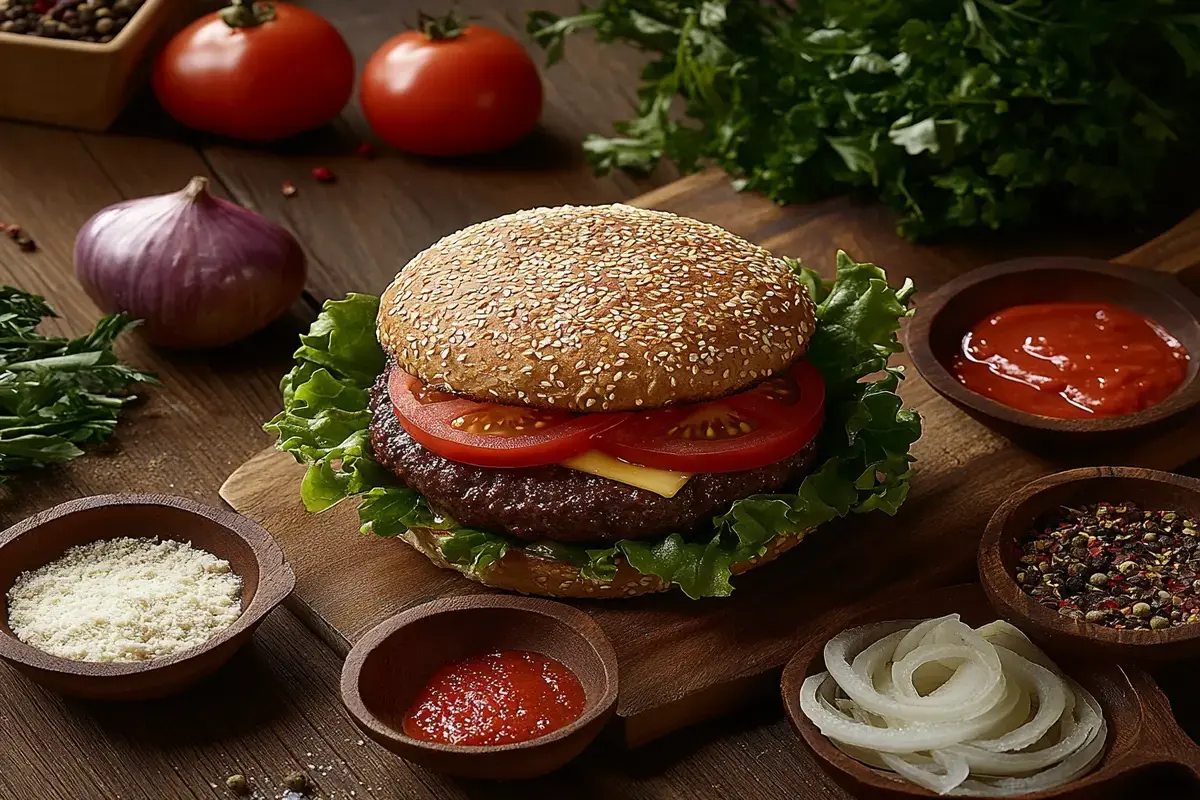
[0,0,200,131]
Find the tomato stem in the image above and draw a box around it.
[417,10,469,40]
[219,0,277,28]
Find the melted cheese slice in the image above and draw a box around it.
[560,450,691,498]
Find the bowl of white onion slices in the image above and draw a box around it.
[782,585,1200,798]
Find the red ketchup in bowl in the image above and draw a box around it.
[402,650,585,746]
[951,301,1190,419]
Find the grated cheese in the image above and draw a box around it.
[6,536,243,663]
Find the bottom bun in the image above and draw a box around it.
[400,526,812,599]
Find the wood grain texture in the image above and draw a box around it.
[1116,209,1200,292]
[0,0,1196,797]
[219,167,1200,751]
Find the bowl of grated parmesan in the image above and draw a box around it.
[0,493,294,699]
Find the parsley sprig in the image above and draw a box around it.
[0,288,156,480]
[528,0,1200,239]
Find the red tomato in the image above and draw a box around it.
[152,2,354,142]
[593,361,826,473]
[388,361,826,474]
[388,368,624,468]
[360,17,543,156]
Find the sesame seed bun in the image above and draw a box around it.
[377,204,817,412]
[400,524,813,599]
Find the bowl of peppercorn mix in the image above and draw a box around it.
[980,466,1200,663]
[0,0,197,130]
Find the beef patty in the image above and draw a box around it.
[368,372,817,543]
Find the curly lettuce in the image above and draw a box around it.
[264,253,920,598]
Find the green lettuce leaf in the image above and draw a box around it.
[439,528,510,572]
[266,253,921,599]
[265,294,386,512]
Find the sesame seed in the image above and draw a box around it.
[378,203,816,411]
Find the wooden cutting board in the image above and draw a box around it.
[220,170,1200,748]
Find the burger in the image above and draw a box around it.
[268,204,920,599]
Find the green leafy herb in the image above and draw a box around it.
[527,1,1200,240]
[266,255,920,598]
[0,287,156,480]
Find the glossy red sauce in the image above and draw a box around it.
[951,302,1189,419]
[402,650,586,746]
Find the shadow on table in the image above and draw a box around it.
[420,701,789,800]
[110,86,586,175]
[61,637,291,747]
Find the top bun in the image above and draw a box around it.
[377,204,817,412]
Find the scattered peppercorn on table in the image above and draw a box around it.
[0,1,1199,798]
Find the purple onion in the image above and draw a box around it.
[74,176,306,349]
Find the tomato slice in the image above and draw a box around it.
[387,361,825,473]
[592,361,825,473]
[387,368,626,468]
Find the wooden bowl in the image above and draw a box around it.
[340,595,619,780]
[0,0,198,130]
[781,583,1200,799]
[0,494,294,699]
[980,466,1200,663]
[906,257,1200,438]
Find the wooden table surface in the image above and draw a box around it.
[1,2,1198,798]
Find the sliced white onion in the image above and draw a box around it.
[965,680,1031,744]
[892,643,1000,708]
[825,620,1004,723]
[976,620,1060,673]
[949,716,1106,796]
[800,669,1021,753]
[911,661,957,696]
[893,615,960,661]
[796,616,1108,796]
[879,749,971,795]
[967,648,1067,753]
[948,701,1097,776]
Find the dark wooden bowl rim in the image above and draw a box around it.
[907,257,1200,434]
[979,467,1200,650]
[340,595,619,755]
[0,493,294,678]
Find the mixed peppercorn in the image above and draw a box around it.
[0,0,144,43]
[223,770,311,797]
[1016,501,1200,631]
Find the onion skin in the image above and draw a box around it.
[74,177,306,349]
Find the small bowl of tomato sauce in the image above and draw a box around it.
[339,595,618,780]
[908,256,1200,438]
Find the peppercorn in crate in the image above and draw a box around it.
[0,0,196,130]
